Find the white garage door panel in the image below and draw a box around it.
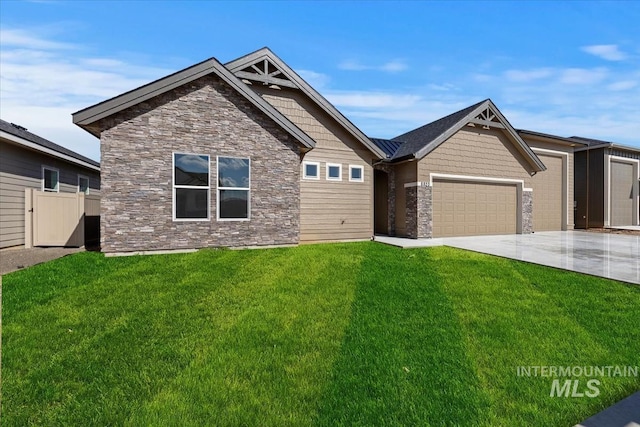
[433,180,518,237]
[531,154,563,231]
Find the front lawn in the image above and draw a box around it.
[2,242,639,425]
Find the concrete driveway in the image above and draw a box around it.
[376,231,640,284]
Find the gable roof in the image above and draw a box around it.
[72,56,316,150]
[225,47,387,159]
[0,119,100,171]
[387,99,546,171]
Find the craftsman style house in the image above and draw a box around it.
[74,48,619,254]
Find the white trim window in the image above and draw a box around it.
[326,163,342,181]
[173,153,210,221]
[217,156,250,221]
[78,175,90,194]
[42,166,59,192]
[349,165,364,182]
[303,161,320,180]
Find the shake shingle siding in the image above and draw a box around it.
[98,74,301,253]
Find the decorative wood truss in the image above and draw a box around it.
[234,58,298,89]
[468,106,505,129]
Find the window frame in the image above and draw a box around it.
[326,163,342,181]
[78,175,90,194]
[42,165,59,192]
[216,156,251,222]
[172,152,211,222]
[302,161,320,180]
[349,165,364,183]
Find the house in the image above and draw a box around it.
[0,119,101,249]
[369,100,584,238]
[72,48,385,254]
[572,137,640,228]
[72,47,602,254]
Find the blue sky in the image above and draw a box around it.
[1,0,639,161]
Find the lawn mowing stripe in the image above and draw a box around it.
[313,244,490,426]
[126,244,363,427]
[430,246,639,426]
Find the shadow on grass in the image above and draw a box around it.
[313,247,489,426]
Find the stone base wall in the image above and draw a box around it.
[522,190,533,234]
[405,183,432,239]
[97,74,301,253]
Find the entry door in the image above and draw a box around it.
[374,170,389,234]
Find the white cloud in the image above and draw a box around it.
[338,59,408,73]
[0,27,174,161]
[581,44,627,61]
[176,154,209,172]
[504,68,553,82]
[559,67,608,85]
[607,80,637,91]
[297,69,330,89]
[380,60,408,72]
[326,91,421,109]
[0,28,75,50]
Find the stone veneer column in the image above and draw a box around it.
[522,190,533,234]
[405,183,433,239]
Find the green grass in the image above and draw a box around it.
[2,242,639,426]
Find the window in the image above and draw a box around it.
[303,161,320,180]
[217,156,250,220]
[42,166,59,192]
[349,165,364,182]
[173,153,210,220]
[326,163,342,181]
[78,175,90,194]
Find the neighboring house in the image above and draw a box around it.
[73,48,385,254]
[517,129,587,232]
[572,137,640,228]
[370,99,551,238]
[0,119,101,249]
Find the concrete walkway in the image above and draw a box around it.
[0,247,83,275]
[375,231,640,284]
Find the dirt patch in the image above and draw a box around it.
[582,228,640,236]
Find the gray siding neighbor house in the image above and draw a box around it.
[573,137,640,228]
[0,119,101,249]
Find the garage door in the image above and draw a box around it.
[531,154,563,231]
[433,180,518,237]
[611,161,635,226]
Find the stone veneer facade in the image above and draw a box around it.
[405,183,433,239]
[522,190,533,234]
[97,75,302,253]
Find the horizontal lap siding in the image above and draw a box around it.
[256,87,375,242]
[418,127,534,184]
[0,140,100,248]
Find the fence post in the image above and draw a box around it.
[25,188,33,249]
